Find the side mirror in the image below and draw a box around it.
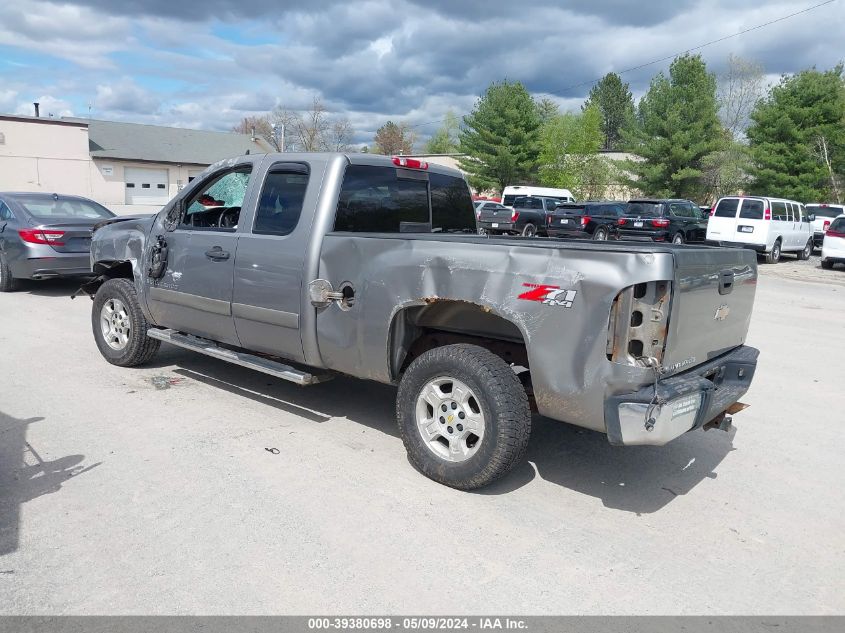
[806,214,815,222]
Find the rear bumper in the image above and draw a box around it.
[616,229,669,242]
[547,228,590,238]
[478,221,515,233]
[13,254,93,279]
[704,240,767,253]
[604,345,759,446]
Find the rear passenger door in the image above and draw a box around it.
[231,161,317,363]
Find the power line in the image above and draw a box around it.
[559,0,837,93]
[408,0,837,130]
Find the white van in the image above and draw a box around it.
[501,185,575,208]
[706,196,814,264]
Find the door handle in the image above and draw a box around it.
[205,247,230,261]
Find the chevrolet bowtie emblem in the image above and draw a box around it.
[714,304,730,321]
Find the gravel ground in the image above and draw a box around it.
[757,250,845,285]
[0,268,843,615]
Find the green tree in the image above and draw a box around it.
[747,66,845,202]
[424,111,460,154]
[538,104,615,199]
[536,97,560,124]
[458,81,542,191]
[583,72,635,150]
[623,54,725,200]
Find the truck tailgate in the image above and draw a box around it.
[663,247,757,372]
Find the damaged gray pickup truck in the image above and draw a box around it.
[83,152,759,489]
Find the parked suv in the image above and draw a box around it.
[616,199,708,244]
[706,196,813,264]
[546,201,627,240]
[821,214,845,270]
[477,195,559,237]
[805,203,845,248]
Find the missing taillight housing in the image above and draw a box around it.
[19,229,66,246]
[606,281,672,366]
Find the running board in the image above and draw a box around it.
[146,328,332,386]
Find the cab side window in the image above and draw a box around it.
[253,168,309,236]
[180,168,252,231]
[0,201,13,221]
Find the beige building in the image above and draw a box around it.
[0,114,273,214]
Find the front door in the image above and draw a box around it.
[232,161,317,363]
[145,163,255,346]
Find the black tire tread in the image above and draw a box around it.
[396,344,531,490]
[798,239,812,260]
[92,278,160,366]
[765,240,781,264]
[821,259,834,269]
[0,254,19,292]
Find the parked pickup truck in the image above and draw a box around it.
[81,152,760,490]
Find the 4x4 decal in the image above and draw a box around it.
[518,283,577,308]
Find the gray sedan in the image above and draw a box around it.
[0,192,115,291]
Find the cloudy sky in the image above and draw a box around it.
[0,0,842,146]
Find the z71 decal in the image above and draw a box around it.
[518,283,578,308]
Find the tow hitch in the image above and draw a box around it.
[703,402,749,432]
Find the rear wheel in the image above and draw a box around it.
[521,223,537,238]
[593,226,609,241]
[821,259,834,270]
[92,278,160,366]
[396,344,531,490]
[765,239,782,264]
[798,239,813,260]
[672,232,684,245]
[0,253,19,292]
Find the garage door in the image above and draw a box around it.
[125,167,170,205]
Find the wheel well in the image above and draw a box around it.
[80,260,134,296]
[389,301,529,381]
[93,260,133,278]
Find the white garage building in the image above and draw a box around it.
[0,113,274,214]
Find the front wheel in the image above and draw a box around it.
[396,344,531,490]
[92,278,160,366]
[798,239,813,260]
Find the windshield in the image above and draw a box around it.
[626,202,663,217]
[14,196,114,220]
[806,205,844,218]
[512,197,544,209]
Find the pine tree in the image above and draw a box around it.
[623,54,725,200]
[747,66,845,202]
[584,72,634,150]
[458,81,541,191]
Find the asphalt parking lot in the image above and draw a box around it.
[1,255,843,615]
